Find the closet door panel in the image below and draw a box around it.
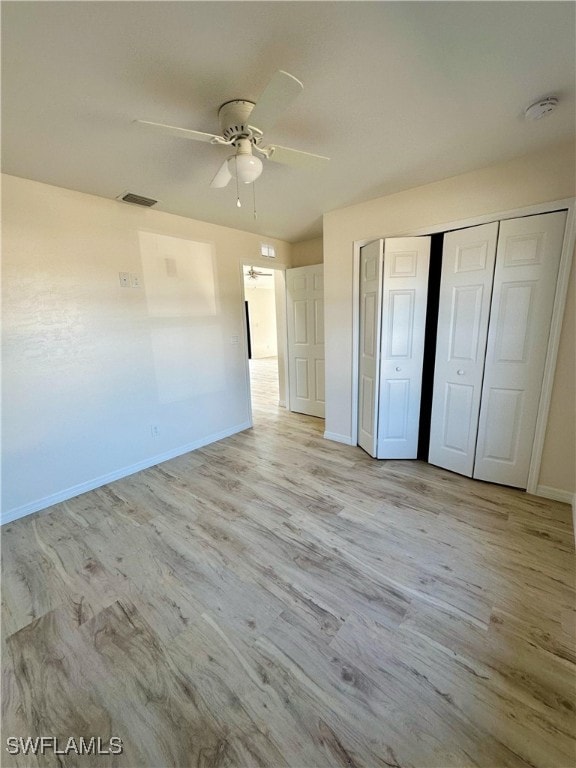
[358,240,384,457]
[377,237,430,458]
[473,211,566,487]
[428,222,499,476]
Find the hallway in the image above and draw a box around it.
[249,356,280,423]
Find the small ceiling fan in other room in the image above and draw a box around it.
[136,70,330,205]
[245,266,273,280]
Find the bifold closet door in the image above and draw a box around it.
[358,240,384,456]
[358,237,430,459]
[473,211,567,488]
[428,222,499,476]
[376,237,430,458]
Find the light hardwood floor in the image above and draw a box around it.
[2,357,575,768]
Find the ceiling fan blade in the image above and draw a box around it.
[262,144,330,169]
[135,119,225,144]
[210,159,232,188]
[248,70,303,132]
[245,269,273,278]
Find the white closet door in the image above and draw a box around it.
[358,240,384,456]
[473,211,566,488]
[286,264,325,418]
[428,222,499,476]
[376,237,430,458]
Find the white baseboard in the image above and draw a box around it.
[535,484,574,505]
[324,431,355,446]
[1,421,252,526]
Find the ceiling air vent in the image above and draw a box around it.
[118,192,158,207]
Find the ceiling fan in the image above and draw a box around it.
[136,70,330,189]
[245,266,273,280]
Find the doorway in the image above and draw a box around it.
[243,264,282,418]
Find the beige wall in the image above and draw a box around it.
[290,236,323,267]
[323,140,576,494]
[2,174,291,520]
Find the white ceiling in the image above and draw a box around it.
[2,2,575,243]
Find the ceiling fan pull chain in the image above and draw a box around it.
[235,156,241,208]
[253,181,257,220]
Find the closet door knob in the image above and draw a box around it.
[395,366,402,372]
[457,369,465,376]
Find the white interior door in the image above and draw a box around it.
[286,264,325,418]
[376,237,430,458]
[428,222,499,476]
[358,240,384,456]
[473,211,567,488]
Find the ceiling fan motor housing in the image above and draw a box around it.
[218,100,259,145]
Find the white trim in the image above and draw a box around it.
[277,269,291,411]
[0,421,252,526]
[240,262,255,428]
[324,430,355,446]
[535,484,574,505]
[350,198,575,489]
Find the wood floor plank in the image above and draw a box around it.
[4,605,121,768]
[250,610,408,768]
[2,358,574,767]
[329,612,544,768]
[166,613,320,767]
[77,598,242,767]
[400,600,576,731]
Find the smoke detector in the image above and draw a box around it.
[525,97,559,121]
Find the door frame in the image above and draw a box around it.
[239,262,290,425]
[350,196,576,495]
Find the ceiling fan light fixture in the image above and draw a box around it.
[228,153,263,184]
